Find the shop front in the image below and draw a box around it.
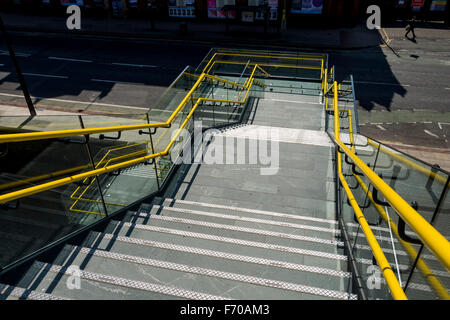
[205,0,279,24]
[386,0,449,22]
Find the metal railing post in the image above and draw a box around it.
[0,16,36,116]
[79,116,109,216]
[146,114,161,190]
[403,176,450,293]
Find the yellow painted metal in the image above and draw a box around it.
[338,152,408,300]
[201,52,324,74]
[338,139,450,271]
[0,73,208,144]
[215,49,326,59]
[70,105,184,212]
[0,68,265,206]
[210,60,322,71]
[320,60,324,80]
[331,81,450,275]
[332,81,408,300]
[367,139,447,184]
[354,174,450,300]
[0,165,88,192]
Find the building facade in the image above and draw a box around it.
[0,0,448,25]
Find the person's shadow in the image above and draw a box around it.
[406,35,417,43]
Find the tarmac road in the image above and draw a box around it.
[0,31,449,149]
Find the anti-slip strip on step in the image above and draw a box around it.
[130,213,343,246]
[93,232,351,278]
[162,198,421,237]
[32,261,229,300]
[0,283,69,300]
[113,220,448,278]
[162,198,338,225]
[154,205,339,234]
[109,220,347,261]
[69,246,356,300]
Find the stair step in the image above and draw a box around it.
[24,261,228,300]
[149,205,339,237]
[171,185,336,221]
[124,212,344,254]
[106,220,349,271]
[89,232,351,278]
[0,283,69,300]
[159,198,338,227]
[55,245,356,300]
[158,198,417,239]
[82,231,351,290]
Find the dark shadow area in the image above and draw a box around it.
[0,32,209,114]
[329,29,407,112]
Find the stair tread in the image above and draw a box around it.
[54,245,356,300]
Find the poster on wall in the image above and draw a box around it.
[60,0,84,5]
[207,0,236,19]
[255,0,278,21]
[168,0,196,18]
[429,0,447,11]
[411,0,425,11]
[291,0,323,14]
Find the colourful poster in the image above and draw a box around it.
[168,0,196,17]
[430,0,447,11]
[291,0,323,14]
[207,0,236,19]
[411,0,424,10]
[255,0,278,20]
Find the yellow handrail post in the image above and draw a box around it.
[354,174,450,300]
[333,81,408,300]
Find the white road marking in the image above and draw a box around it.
[0,92,145,110]
[0,50,30,57]
[23,73,68,79]
[424,130,440,139]
[111,63,158,68]
[48,56,92,63]
[438,122,443,130]
[91,78,144,85]
[355,80,410,87]
[376,125,387,131]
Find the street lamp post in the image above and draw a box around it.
[0,16,36,116]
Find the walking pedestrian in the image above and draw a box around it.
[405,16,417,40]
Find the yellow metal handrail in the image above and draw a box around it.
[0,72,263,144]
[366,138,448,184]
[201,52,324,75]
[331,80,450,298]
[0,66,268,205]
[331,81,407,300]
[354,174,450,300]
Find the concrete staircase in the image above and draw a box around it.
[0,88,362,300]
[1,77,445,300]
